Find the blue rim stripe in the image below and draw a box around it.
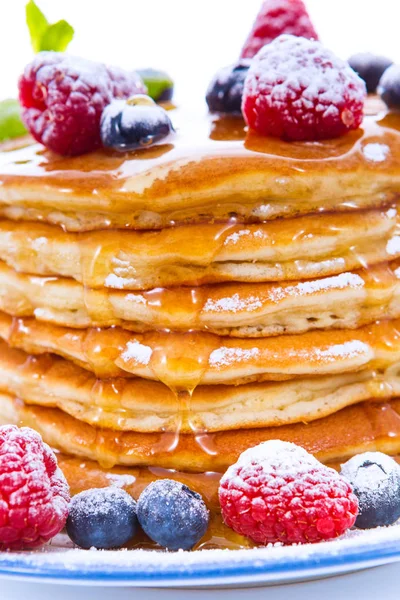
[0,537,399,585]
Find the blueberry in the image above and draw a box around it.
[378,64,400,109]
[206,61,251,114]
[100,95,174,152]
[137,479,209,550]
[348,53,393,93]
[137,69,174,103]
[340,452,400,529]
[66,487,138,549]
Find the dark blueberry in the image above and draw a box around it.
[340,452,400,529]
[136,69,174,103]
[348,53,393,93]
[206,60,251,114]
[137,479,209,550]
[378,64,400,109]
[100,95,174,152]
[66,487,138,549]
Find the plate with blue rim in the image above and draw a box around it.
[1,526,400,588]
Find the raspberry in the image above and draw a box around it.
[241,0,318,59]
[0,425,70,550]
[242,35,366,141]
[219,441,358,545]
[18,52,146,156]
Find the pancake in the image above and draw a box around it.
[1,312,400,385]
[0,208,398,289]
[1,258,400,337]
[2,393,400,470]
[2,341,399,432]
[0,106,400,231]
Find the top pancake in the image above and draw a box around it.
[0,102,400,231]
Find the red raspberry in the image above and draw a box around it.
[0,425,70,550]
[242,35,366,141]
[18,52,146,156]
[241,0,318,59]
[219,441,358,545]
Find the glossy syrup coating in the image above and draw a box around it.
[0,100,399,230]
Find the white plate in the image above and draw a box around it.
[1,526,400,588]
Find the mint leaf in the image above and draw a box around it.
[25,1,75,53]
[0,100,27,142]
[137,69,174,102]
[39,19,74,52]
[26,0,48,53]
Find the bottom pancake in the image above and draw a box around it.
[2,393,400,471]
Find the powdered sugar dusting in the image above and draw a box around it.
[313,340,370,361]
[204,293,263,314]
[209,346,260,367]
[363,142,390,162]
[121,341,152,365]
[224,228,266,246]
[105,473,136,488]
[126,294,146,305]
[268,272,364,303]
[234,440,321,472]
[204,273,364,313]
[386,236,400,256]
[105,274,127,289]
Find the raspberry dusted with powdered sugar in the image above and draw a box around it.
[242,35,366,141]
[0,425,70,550]
[18,52,146,156]
[241,0,319,59]
[219,441,358,545]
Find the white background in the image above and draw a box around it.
[1,0,400,103]
[2,0,400,597]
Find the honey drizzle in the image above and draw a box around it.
[78,221,241,459]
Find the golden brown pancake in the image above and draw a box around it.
[2,341,399,432]
[2,393,400,471]
[0,208,398,289]
[0,106,399,231]
[1,312,400,385]
[1,258,400,337]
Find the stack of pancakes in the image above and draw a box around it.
[1,101,400,547]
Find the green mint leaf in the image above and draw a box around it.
[26,0,49,53]
[0,99,28,142]
[39,19,74,52]
[25,1,75,53]
[137,69,174,102]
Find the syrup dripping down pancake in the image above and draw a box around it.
[0,208,398,290]
[1,259,400,337]
[1,341,399,432]
[1,312,400,385]
[0,106,399,231]
[2,394,400,470]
